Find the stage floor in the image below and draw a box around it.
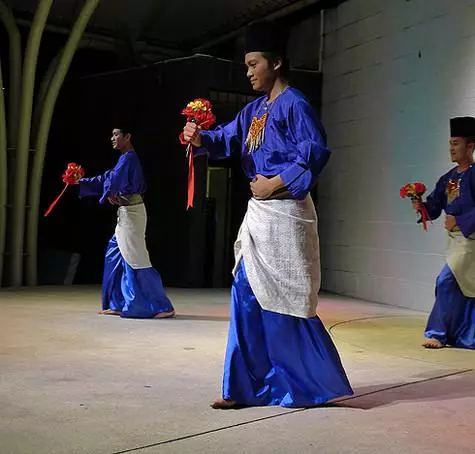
[1,287,474,454]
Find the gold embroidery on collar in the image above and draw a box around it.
[245,113,268,154]
[446,178,461,204]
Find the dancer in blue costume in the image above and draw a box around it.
[413,117,475,349]
[76,125,175,319]
[183,23,353,408]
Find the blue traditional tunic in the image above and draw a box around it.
[199,87,353,407]
[79,151,174,318]
[199,87,330,199]
[423,165,475,348]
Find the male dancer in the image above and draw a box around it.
[76,125,175,319]
[414,116,475,349]
[183,23,353,408]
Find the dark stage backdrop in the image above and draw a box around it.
[39,55,322,287]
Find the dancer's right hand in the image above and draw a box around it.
[108,195,121,205]
[411,199,423,211]
[62,175,81,185]
[183,122,202,147]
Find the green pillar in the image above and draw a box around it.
[0,57,7,284]
[9,0,53,286]
[26,0,102,285]
[0,0,22,286]
[0,0,22,145]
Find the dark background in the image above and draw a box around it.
[0,3,328,287]
[38,55,322,288]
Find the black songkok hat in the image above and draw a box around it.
[450,116,475,138]
[112,115,134,136]
[244,22,287,57]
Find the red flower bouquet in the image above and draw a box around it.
[44,163,84,217]
[400,182,431,231]
[179,99,216,210]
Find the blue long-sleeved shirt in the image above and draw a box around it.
[425,165,475,238]
[79,150,146,204]
[197,87,331,200]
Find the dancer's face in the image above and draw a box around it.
[245,52,280,93]
[111,129,131,151]
[449,137,474,163]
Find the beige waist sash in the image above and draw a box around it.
[115,204,152,269]
[114,193,143,206]
[446,231,475,297]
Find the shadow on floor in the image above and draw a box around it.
[331,369,474,410]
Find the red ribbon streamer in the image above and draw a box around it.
[179,132,194,210]
[180,125,211,211]
[179,100,216,210]
[44,163,84,217]
[44,183,69,217]
[418,205,431,231]
[400,183,431,232]
[181,119,215,210]
[187,145,194,210]
[410,195,431,231]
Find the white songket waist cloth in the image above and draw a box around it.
[446,231,475,297]
[115,203,152,270]
[78,150,174,319]
[233,195,320,318]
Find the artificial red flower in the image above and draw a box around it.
[400,182,426,199]
[400,181,430,231]
[62,163,84,185]
[178,99,216,210]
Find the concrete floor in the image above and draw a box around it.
[0,287,474,454]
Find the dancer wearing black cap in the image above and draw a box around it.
[74,124,175,319]
[183,22,353,409]
[412,116,475,349]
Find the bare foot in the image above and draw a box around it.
[154,310,176,319]
[422,338,444,349]
[98,309,121,316]
[210,398,237,409]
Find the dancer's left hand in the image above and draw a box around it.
[250,174,281,200]
[445,215,457,232]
